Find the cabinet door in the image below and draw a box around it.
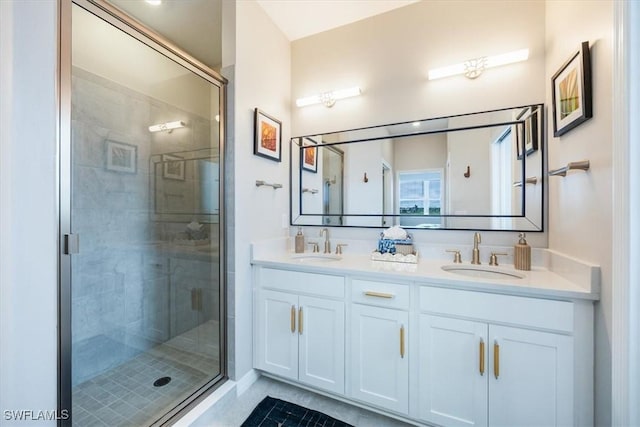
[349,304,409,414]
[489,325,573,427]
[418,315,488,427]
[298,296,345,394]
[256,289,299,380]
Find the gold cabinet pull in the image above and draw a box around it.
[479,339,485,376]
[494,341,500,379]
[364,291,394,299]
[298,306,303,335]
[290,305,296,333]
[400,325,405,358]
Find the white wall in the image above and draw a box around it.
[0,1,58,425]
[447,127,492,215]
[291,0,545,136]
[545,1,613,425]
[343,140,384,226]
[227,0,291,380]
[393,134,446,173]
[290,0,548,248]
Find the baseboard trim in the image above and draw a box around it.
[173,380,236,426]
[260,372,427,427]
[236,369,261,396]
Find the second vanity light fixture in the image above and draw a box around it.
[296,86,361,108]
[148,120,185,133]
[428,48,529,80]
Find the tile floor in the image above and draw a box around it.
[72,321,220,427]
[191,376,416,427]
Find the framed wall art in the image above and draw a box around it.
[162,154,185,180]
[253,108,282,162]
[551,41,592,137]
[301,138,318,173]
[105,140,137,174]
[515,106,540,159]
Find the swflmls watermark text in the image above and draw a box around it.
[3,410,70,421]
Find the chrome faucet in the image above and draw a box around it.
[471,232,481,264]
[320,228,331,254]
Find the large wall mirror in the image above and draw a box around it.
[151,148,220,224]
[290,105,544,231]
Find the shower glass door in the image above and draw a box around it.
[67,3,225,425]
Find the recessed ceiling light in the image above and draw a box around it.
[146,0,162,5]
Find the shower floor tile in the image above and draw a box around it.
[73,321,220,426]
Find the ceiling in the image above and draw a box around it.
[110,0,222,69]
[102,0,418,68]
[256,0,419,41]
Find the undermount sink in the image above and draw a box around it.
[441,264,525,280]
[290,253,342,262]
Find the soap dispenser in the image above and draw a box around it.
[295,227,305,253]
[514,232,531,271]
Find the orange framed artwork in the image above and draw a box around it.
[301,137,318,173]
[253,108,282,162]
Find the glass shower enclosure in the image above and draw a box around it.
[59,1,226,425]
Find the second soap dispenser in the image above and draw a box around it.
[294,227,305,253]
[514,232,531,270]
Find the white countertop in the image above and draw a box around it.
[250,240,600,302]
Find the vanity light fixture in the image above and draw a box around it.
[148,120,185,133]
[428,48,529,80]
[296,86,361,108]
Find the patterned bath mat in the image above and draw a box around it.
[241,396,353,427]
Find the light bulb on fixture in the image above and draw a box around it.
[296,86,361,108]
[428,48,529,80]
[148,120,185,133]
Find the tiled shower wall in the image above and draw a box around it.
[71,67,219,386]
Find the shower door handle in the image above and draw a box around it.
[64,234,80,255]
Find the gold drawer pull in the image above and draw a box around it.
[290,305,296,333]
[494,341,500,379]
[400,325,405,358]
[364,291,394,299]
[298,307,303,335]
[479,339,485,376]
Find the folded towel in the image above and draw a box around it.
[378,239,397,254]
[382,225,407,240]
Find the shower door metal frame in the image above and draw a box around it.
[57,0,228,425]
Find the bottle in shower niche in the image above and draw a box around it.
[295,227,305,253]
[514,232,531,270]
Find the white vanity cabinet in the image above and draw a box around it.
[418,287,577,427]
[419,315,488,426]
[252,257,595,427]
[255,268,345,395]
[349,279,410,414]
[487,325,572,427]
